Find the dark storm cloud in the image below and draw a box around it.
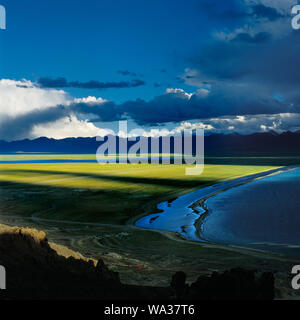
[0,106,69,141]
[190,31,300,87]
[190,41,255,80]
[37,77,145,90]
[0,100,123,141]
[68,84,286,126]
[70,101,122,122]
[112,85,287,125]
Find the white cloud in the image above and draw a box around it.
[0,79,112,140]
[0,79,70,118]
[165,88,194,99]
[73,96,107,104]
[31,115,106,140]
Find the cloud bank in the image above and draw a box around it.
[0,80,105,141]
[1,78,299,141]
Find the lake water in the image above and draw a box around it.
[201,166,300,256]
[136,166,300,257]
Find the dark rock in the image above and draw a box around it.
[187,268,274,300]
[170,271,188,299]
[96,258,120,283]
[257,272,275,300]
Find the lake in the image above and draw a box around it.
[136,166,300,257]
[201,166,300,256]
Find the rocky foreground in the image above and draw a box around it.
[0,225,275,300]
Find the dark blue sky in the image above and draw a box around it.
[0,0,299,140]
[0,0,223,102]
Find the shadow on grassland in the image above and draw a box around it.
[0,170,216,225]
[0,168,218,188]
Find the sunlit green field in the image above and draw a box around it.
[0,162,278,224]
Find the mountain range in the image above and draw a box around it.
[1,131,300,157]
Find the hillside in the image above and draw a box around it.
[0,225,275,300]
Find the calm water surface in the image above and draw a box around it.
[201,167,300,256]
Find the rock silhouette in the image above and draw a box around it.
[187,268,275,300]
[0,226,275,300]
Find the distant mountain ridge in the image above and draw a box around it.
[1,131,300,156]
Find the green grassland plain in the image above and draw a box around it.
[0,162,277,223]
[0,157,299,297]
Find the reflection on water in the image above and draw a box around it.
[202,167,300,256]
[135,167,291,243]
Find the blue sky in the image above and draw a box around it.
[0,0,217,102]
[1,0,300,140]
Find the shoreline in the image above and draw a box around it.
[132,166,299,258]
